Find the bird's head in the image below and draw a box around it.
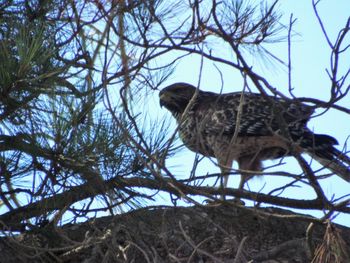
[159,83,198,116]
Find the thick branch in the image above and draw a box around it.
[2,175,350,231]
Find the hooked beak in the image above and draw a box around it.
[159,90,166,108]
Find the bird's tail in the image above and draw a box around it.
[303,133,350,182]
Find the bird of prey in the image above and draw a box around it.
[159,82,350,190]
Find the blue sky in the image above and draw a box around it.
[3,0,348,229]
[150,1,350,226]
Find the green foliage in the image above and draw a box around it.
[0,1,349,249]
[0,0,176,230]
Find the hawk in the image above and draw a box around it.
[159,82,350,189]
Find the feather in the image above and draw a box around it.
[159,82,350,186]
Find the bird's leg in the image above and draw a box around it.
[238,174,247,191]
[218,159,233,200]
[237,155,263,191]
[237,170,254,191]
[221,167,230,189]
[220,168,229,200]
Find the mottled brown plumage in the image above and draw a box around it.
[159,82,350,189]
